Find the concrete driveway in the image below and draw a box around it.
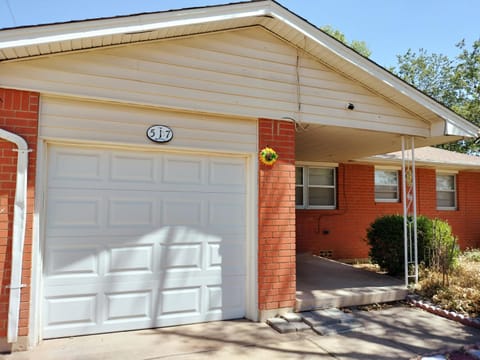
[3,305,480,360]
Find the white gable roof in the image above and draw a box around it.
[0,0,478,139]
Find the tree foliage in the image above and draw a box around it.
[321,25,372,58]
[392,40,480,154]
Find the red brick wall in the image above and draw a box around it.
[416,168,480,250]
[258,118,296,311]
[296,164,480,260]
[0,88,39,339]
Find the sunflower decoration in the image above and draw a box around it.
[259,146,278,166]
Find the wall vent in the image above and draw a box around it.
[318,250,333,258]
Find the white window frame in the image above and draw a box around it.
[295,164,337,210]
[436,171,457,210]
[374,167,400,203]
[295,166,305,208]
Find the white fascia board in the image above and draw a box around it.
[266,4,479,139]
[374,164,402,171]
[0,1,270,49]
[359,156,480,171]
[295,161,339,168]
[445,120,479,137]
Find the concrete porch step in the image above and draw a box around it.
[295,285,408,312]
[267,308,364,336]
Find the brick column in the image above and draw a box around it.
[257,118,296,320]
[0,88,39,350]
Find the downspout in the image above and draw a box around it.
[0,128,30,343]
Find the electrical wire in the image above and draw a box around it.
[5,0,16,26]
[293,47,309,132]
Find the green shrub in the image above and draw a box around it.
[416,216,434,266]
[366,215,403,276]
[427,219,460,285]
[365,214,433,276]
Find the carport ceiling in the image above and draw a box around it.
[295,124,453,163]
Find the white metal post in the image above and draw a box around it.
[401,136,408,287]
[411,137,418,283]
[402,136,419,286]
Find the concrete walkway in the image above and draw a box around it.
[4,305,480,360]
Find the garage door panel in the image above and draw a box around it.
[104,290,152,322]
[208,198,245,227]
[162,155,205,185]
[209,158,246,186]
[48,148,106,183]
[207,243,222,268]
[208,280,245,316]
[206,286,223,312]
[50,180,246,193]
[46,245,100,277]
[47,192,103,230]
[107,197,156,228]
[43,145,247,338]
[47,222,160,239]
[46,272,157,288]
[44,293,98,328]
[48,147,246,193]
[160,243,202,270]
[43,284,102,335]
[160,287,201,315]
[110,154,156,184]
[209,242,246,276]
[162,198,204,227]
[106,244,154,274]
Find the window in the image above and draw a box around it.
[374,169,399,202]
[436,173,457,210]
[296,166,336,209]
[295,167,305,207]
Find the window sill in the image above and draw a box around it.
[296,206,337,210]
[375,199,400,203]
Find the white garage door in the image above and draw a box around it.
[43,145,247,338]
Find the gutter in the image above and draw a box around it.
[0,128,30,343]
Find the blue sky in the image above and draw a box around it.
[0,0,478,67]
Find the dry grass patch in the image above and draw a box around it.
[414,249,480,318]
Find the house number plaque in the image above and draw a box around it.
[146,125,173,143]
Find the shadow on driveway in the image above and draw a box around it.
[4,304,480,359]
